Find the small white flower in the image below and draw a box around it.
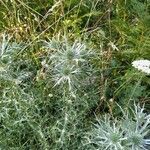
[0,66,6,72]
[132,60,150,74]
[109,98,114,102]
[41,60,49,68]
[48,94,53,97]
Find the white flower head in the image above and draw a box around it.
[132,60,150,74]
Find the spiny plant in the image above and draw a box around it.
[84,104,150,150]
[0,0,150,149]
[42,36,95,92]
[0,33,24,82]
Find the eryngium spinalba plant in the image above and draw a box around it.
[43,37,94,91]
[0,33,24,82]
[84,104,150,150]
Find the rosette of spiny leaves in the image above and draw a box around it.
[0,34,15,80]
[0,33,25,83]
[43,37,94,91]
[0,33,24,62]
[85,104,150,150]
[85,115,125,150]
[122,104,150,150]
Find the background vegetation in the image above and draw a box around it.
[0,0,150,149]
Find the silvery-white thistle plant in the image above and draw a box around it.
[86,115,125,150]
[0,33,23,82]
[122,104,150,150]
[85,104,150,150]
[43,37,94,91]
[0,33,23,62]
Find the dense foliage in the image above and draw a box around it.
[0,0,150,149]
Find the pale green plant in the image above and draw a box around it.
[43,37,94,91]
[123,104,150,150]
[86,115,125,150]
[0,0,150,149]
[85,104,150,150]
[0,33,23,62]
[0,33,24,82]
